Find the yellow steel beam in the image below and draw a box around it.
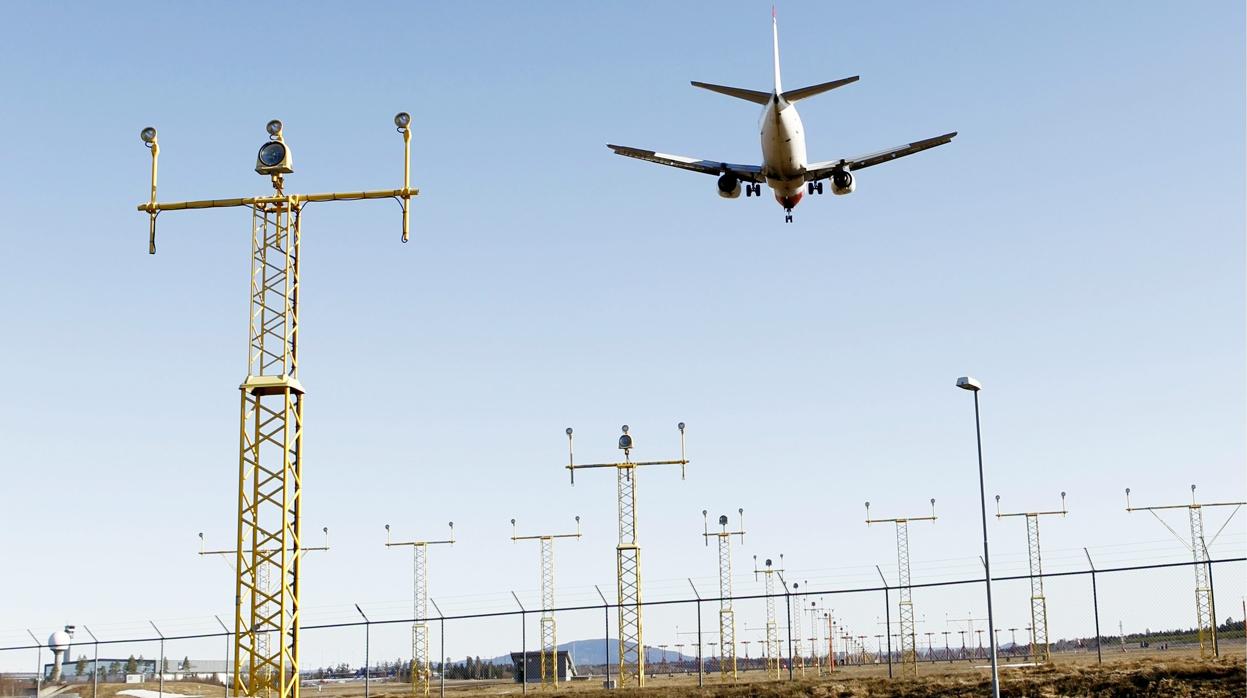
[138,188,420,213]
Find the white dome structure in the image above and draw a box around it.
[48,631,72,651]
[47,627,74,683]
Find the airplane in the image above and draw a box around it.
[608,9,957,223]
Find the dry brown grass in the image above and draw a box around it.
[309,655,1244,698]
[52,655,1246,698]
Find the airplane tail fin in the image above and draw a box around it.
[690,81,771,105]
[781,76,860,102]
[772,6,782,93]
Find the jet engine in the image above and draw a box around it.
[831,169,855,195]
[717,173,742,199]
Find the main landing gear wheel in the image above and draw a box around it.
[748,183,761,197]
[807,181,824,195]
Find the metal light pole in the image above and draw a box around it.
[956,376,1000,698]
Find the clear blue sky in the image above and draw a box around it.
[0,1,1243,671]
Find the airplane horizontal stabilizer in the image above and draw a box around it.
[781,76,860,102]
[690,81,771,105]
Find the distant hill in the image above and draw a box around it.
[491,639,694,666]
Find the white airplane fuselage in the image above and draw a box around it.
[760,95,808,210]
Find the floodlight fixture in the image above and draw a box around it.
[956,376,982,392]
[394,112,411,131]
[140,126,157,146]
[266,119,283,138]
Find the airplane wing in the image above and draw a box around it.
[804,131,957,181]
[607,144,764,183]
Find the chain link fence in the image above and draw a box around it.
[2,557,1243,696]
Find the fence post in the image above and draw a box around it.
[776,573,793,681]
[354,604,370,698]
[27,630,42,698]
[149,622,165,698]
[83,626,100,698]
[214,615,230,698]
[876,566,893,678]
[430,599,447,698]
[687,579,703,687]
[511,592,526,695]
[595,585,611,688]
[1201,542,1219,658]
[1083,549,1102,664]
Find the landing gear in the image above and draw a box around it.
[785,208,793,223]
[745,182,761,197]
[806,181,824,195]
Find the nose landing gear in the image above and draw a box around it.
[784,208,793,223]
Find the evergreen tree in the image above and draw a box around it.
[181,657,191,672]
[76,655,88,677]
[125,656,138,673]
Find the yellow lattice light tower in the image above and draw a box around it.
[138,115,418,698]
[510,516,582,688]
[803,601,829,675]
[701,509,745,681]
[1125,485,1244,658]
[751,555,784,680]
[787,581,805,678]
[385,522,455,696]
[865,498,936,678]
[995,492,1066,662]
[564,424,687,688]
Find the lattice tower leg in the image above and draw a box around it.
[412,544,430,696]
[1025,515,1050,663]
[717,535,736,680]
[895,521,917,677]
[234,201,303,698]
[790,593,803,676]
[1189,507,1216,658]
[540,538,558,688]
[825,616,835,671]
[763,573,779,679]
[616,467,645,687]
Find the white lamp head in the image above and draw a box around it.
[956,376,982,392]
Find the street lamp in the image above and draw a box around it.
[957,375,1000,698]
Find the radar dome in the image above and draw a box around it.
[48,630,71,651]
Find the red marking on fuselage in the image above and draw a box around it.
[776,192,803,209]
